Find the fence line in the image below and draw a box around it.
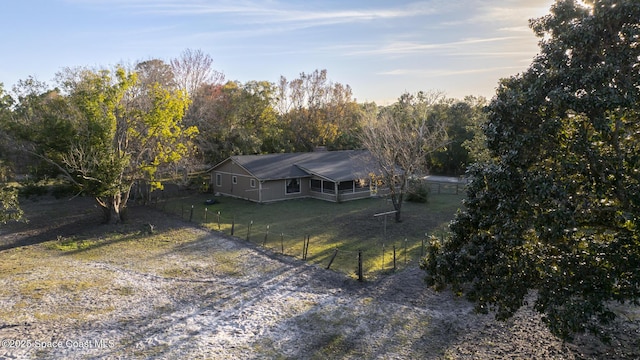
[154,199,445,281]
[425,180,467,195]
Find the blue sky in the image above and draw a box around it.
[0,0,555,104]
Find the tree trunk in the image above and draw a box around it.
[391,193,403,223]
[96,192,128,224]
[394,207,402,223]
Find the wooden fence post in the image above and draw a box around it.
[246,220,253,241]
[404,238,408,265]
[231,217,235,236]
[217,211,221,230]
[358,250,363,282]
[189,205,194,222]
[302,236,306,259]
[302,235,310,260]
[263,225,270,246]
[280,233,284,254]
[204,207,208,222]
[326,249,338,269]
[393,245,397,271]
[381,244,385,270]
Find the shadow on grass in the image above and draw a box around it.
[0,197,191,254]
[8,195,636,359]
[156,192,464,279]
[71,231,473,359]
[76,232,365,359]
[0,197,102,252]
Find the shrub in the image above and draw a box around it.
[405,179,429,203]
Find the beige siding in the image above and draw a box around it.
[211,160,259,202]
[259,178,310,203]
[309,190,336,202]
[211,159,313,203]
[338,191,373,202]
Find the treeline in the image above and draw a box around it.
[1,49,488,184]
[186,71,489,175]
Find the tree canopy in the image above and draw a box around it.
[427,96,488,176]
[11,67,196,223]
[2,45,488,224]
[423,0,640,339]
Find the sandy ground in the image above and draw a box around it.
[0,198,638,359]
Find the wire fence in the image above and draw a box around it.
[425,180,467,195]
[150,197,449,281]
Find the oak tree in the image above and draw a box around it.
[423,0,640,339]
[14,67,196,223]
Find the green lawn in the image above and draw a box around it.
[158,193,464,279]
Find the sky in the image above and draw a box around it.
[0,0,556,104]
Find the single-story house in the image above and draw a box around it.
[209,150,385,203]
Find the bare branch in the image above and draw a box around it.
[360,91,448,221]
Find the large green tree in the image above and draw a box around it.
[14,67,196,223]
[277,69,362,152]
[423,0,640,339]
[428,96,488,176]
[186,80,280,164]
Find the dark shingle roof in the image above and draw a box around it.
[227,150,378,182]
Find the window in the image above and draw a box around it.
[216,173,222,187]
[322,181,335,194]
[286,178,300,194]
[250,179,256,188]
[232,176,237,184]
[338,181,354,193]
[310,179,322,192]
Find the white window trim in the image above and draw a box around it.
[250,179,256,188]
[232,176,238,184]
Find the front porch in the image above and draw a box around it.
[309,178,373,202]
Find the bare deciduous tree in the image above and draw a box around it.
[170,49,224,96]
[135,59,176,90]
[360,91,448,222]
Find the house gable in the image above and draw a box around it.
[210,158,260,202]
